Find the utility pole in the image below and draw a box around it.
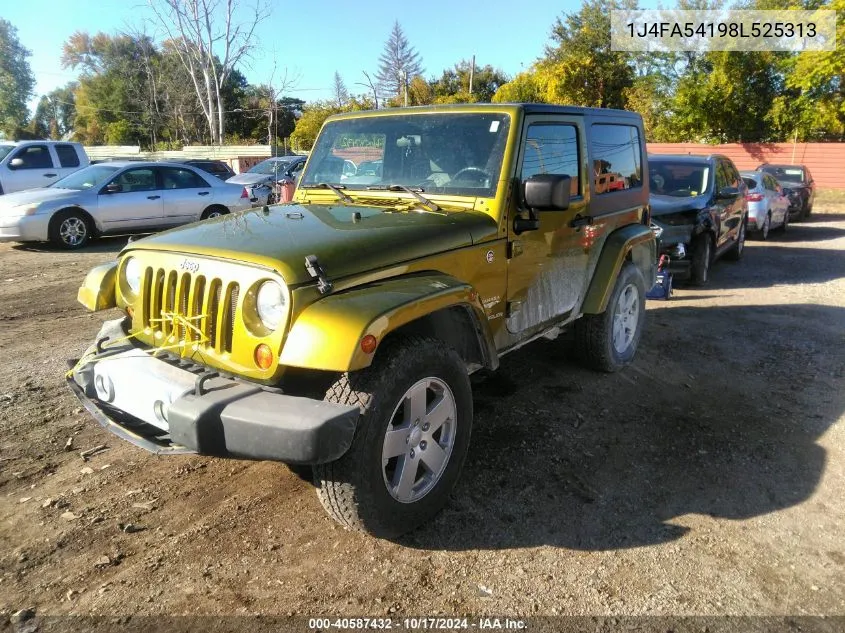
[403,70,408,107]
[468,55,475,96]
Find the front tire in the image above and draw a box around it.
[573,261,646,373]
[313,336,473,538]
[690,233,712,286]
[49,210,91,249]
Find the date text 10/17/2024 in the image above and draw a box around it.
[307,618,527,630]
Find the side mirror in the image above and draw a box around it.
[104,183,123,194]
[9,158,24,169]
[523,174,571,211]
[717,186,739,200]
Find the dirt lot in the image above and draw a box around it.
[1,201,844,623]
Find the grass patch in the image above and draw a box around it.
[814,189,845,205]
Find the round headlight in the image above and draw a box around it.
[256,281,286,331]
[124,257,142,296]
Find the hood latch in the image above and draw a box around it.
[305,255,333,295]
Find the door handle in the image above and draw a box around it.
[147,195,161,200]
[43,173,57,178]
[197,191,210,196]
[569,215,593,228]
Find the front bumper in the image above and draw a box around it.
[68,319,359,464]
[0,214,50,242]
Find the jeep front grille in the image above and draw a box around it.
[141,267,238,354]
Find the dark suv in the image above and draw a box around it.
[649,154,748,285]
[757,164,815,220]
[168,159,236,181]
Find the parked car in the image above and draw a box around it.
[740,171,789,239]
[70,103,656,538]
[167,158,235,181]
[757,163,815,220]
[226,155,307,205]
[649,154,748,285]
[0,141,89,195]
[0,161,252,249]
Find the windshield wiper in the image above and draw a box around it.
[367,184,441,212]
[308,182,353,204]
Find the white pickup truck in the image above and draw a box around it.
[0,141,90,195]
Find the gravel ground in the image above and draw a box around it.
[0,203,843,625]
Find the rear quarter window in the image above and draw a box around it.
[590,124,642,196]
[56,145,81,168]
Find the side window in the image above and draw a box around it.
[715,162,729,190]
[764,175,776,191]
[520,123,580,196]
[590,124,642,195]
[729,164,741,188]
[291,160,305,174]
[161,167,210,189]
[11,145,54,169]
[56,145,80,168]
[110,168,158,193]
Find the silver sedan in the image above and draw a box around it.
[0,161,252,249]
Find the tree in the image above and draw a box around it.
[430,61,509,103]
[148,0,270,144]
[0,19,35,137]
[332,71,349,107]
[375,21,423,101]
[29,86,77,139]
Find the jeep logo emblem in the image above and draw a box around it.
[180,259,199,273]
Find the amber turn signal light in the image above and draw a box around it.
[254,344,274,369]
[360,334,377,354]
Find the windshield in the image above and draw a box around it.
[300,112,511,198]
[248,159,290,175]
[761,166,804,183]
[0,145,15,162]
[50,165,119,191]
[649,160,710,197]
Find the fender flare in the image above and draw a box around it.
[279,273,497,372]
[77,262,117,311]
[581,224,656,314]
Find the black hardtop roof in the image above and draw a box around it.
[649,153,731,163]
[327,102,643,123]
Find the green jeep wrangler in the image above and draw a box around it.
[70,104,655,537]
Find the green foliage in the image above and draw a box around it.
[290,97,375,151]
[0,19,35,138]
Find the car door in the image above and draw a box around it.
[158,166,214,225]
[95,167,164,231]
[713,160,738,248]
[53,144,82,179]
[505,115,587,336]
[767,175,789,225]
[5,144,58,191]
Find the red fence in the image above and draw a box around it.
[646,143,844,189]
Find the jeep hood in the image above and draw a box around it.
[126,203,499,286]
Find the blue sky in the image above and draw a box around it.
[5,0,637,110]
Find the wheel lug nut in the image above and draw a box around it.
[420,441,427,450]
[410,449,415,458]
[422,423,429,431]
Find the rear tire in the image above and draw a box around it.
[757,214,770,241]
[313,336,473,538]
[725,219,746,261]
[201,206,229,220]
[49,210,91,249]
[573,261,646,373]
[690,233,712,286]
